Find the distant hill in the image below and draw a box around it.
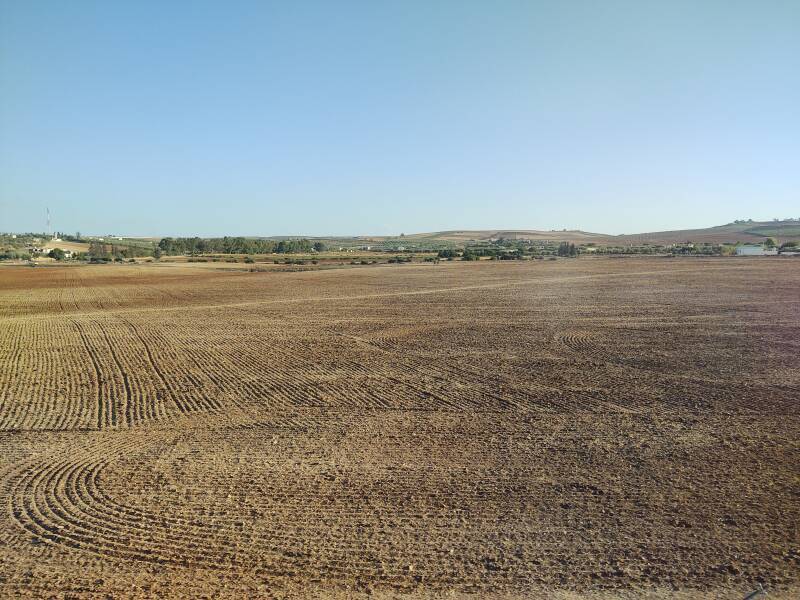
[126,219,800,246]
[385,220,800,245]
[397,229,611,243]
[610,220,800,245]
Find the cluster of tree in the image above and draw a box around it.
[60,232,83,242]
[492,252,524,260]
[156,237,325,256]
[670,244,725,256]
[87,241,151,261]
[437,247,520,260]
[557,242,578,257]
[437,249,460,259]
[0,249,31,260]
[780,241,798,251]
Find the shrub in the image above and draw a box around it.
[48,248,67,261]
[0,250,31,260]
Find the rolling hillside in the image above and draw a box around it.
[384,220,800,245]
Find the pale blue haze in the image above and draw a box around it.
[1,1,798,236]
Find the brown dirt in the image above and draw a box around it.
[42,240,91,253]
[0,257,797,598]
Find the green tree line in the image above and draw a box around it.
[156,237,325,255]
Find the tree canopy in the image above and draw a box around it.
[156,237,314,255]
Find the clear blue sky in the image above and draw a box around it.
[1,1,798,236]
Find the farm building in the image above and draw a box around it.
[27,246,74,259]
[735,245,777,256]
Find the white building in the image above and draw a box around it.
[736,245,778,256]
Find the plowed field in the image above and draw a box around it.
[0,258,797,598]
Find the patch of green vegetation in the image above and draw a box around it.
[744,225,800,237]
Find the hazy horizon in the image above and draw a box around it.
[5,213,800,240]
[8,213,798,243]
[2,2,798,236]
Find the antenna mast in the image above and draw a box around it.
[47,207,51,239]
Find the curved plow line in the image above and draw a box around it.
[9,440,261,568]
